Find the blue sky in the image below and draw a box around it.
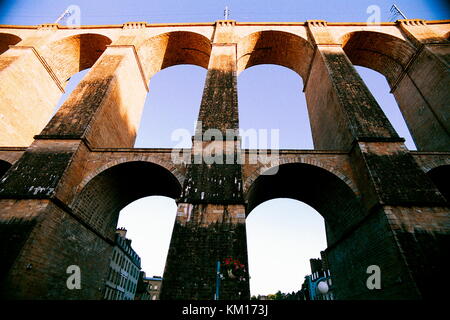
[1,0,448,24]
[1,0,448,296]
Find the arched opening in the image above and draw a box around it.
[237,31,315,149]
[342,31,425,150]
[117,196,178,281]
[134,65,206,148]
[71,161,181,238]
[342,31,415,87]
[246,162,365,299]
[355,66,417,150]
[0,160,12,178]
[133,31,211,148]
[137,31,211,81]
[246,198,326,297]
[237,31,314,79]
[41,33,112,120]
[0,33,111,147]
[238,65,313,149]
[39,33,111,85]
[0,32,21,55]
[70,161,181,299]
[246,163,363,248]
[427,165,450,202]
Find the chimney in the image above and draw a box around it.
[116,227,127,238]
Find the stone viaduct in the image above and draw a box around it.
[0,19,449,300]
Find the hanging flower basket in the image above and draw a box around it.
[222,257,247,282]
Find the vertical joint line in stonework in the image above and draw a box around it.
[106,44,149,92]
[406,71,450,137]
[389,44,424,94]
[9,45,65,93]
[388,44,450,136]
[303,45,318,93]
[303,43,343,93]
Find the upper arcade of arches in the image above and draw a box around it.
[0,20,448,149]
[237,30,314,80]
[0,21,448,82]
[1,20,448,49]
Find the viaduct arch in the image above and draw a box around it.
[246,163,363,244]
[237,30,314,80]
[0,19,449,300]
[71,161,182,239]
[342,30,450,151]
[0,32,21,55]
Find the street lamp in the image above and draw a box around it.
[317,279,329,294]
[308,275,329,300]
